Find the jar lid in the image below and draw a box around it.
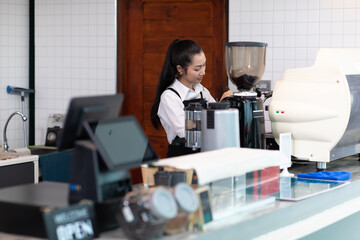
[234,91,257,97]
[173,183,199,213]
[185,102,203,111]
[208,102,230,110]
[224,41,268,47]
[149,188,178,219]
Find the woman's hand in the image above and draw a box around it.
[220,90,233,101]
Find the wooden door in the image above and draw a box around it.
[118,0,228,160]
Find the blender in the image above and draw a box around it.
[223,42,267,149]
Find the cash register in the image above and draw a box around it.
[0,94,159,238]
[58,94,158,231]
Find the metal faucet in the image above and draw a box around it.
[3,111,27,152]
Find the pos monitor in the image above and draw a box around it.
[83,117,159,170]
[57,94,124,151]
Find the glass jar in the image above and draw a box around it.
[164,183,199,235]
[185,102,202,150]
[116,186,178,239]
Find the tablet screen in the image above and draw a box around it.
[84,116,158,170]
[279,177,349,201]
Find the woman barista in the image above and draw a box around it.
[151,39,233,158]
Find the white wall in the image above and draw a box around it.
[35,0,117,144]
[0,0,29,150]
[0,0,117,149]
[228,0,360,132]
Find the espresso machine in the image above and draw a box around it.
[223,42,267,149]
[270,48,360,170]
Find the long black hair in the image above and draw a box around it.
[150,39,203,129]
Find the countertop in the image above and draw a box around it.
[104,155,360,239]
[189,155,360,240]
[1,156,360,239]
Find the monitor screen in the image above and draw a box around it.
[83,116,159,170]
[57,94,124,150]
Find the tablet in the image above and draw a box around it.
[279,177,349,201]
[83,116,159,170]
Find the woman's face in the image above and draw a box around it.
[178,51,206,89]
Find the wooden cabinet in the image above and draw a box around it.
[0,155,39,188]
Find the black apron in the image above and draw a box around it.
[166,88,207,158]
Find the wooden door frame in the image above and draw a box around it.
[117,0,145,184]
[212,0,229,98]
[117,0,144,120]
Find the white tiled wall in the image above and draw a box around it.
[228,0,360,132]
[0,0,29,150]
[35,0,117,144]
[8,1,358,146]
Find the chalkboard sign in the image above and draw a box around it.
[42,201,98,240]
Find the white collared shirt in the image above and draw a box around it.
[158,79,216,144]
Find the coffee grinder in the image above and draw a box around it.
[223,42,267,149]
